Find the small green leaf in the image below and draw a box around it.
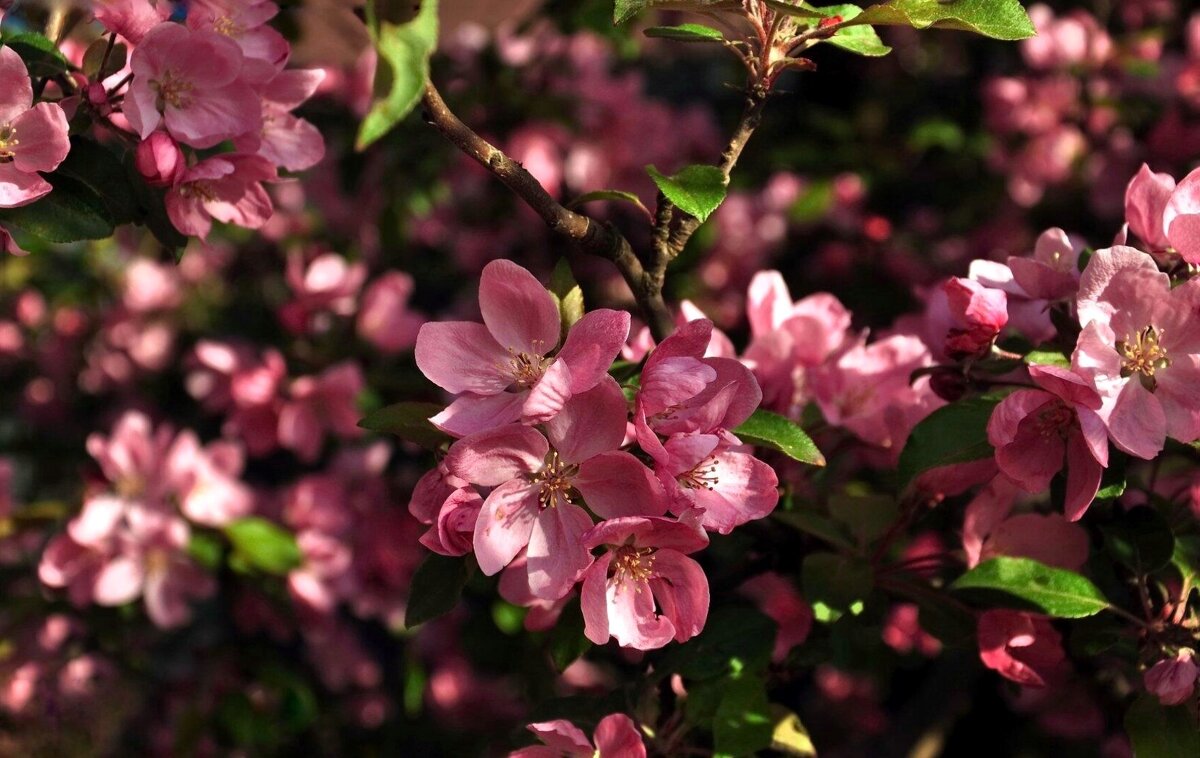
[549,258,584,332]
[951,557,1110,618]
[566,189,652,218]
[1024,349,1071,368]
[802,553,874,614]
[734,409,825,465]
[819,5,893,57]
[547,597,591,671]
[714,671,773,757]
[406,553,472,627]
[897,394,1000,491]
[646,164,728,224]
[1,31,72,78]
[357,0,439,150]
[56,138,138,225]
[644,23,726,42]
[773,509,857,552]
[1172,534,1200,587]
[358,401,451,450]
[224,518,303,575]
[1101,506,1173,574]
[0,174,115,243]
[842,0,1036,41]
[1124,694,1200,758]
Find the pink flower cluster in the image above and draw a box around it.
[410,261,780,649]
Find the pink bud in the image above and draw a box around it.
[135,133,186,188]
[1144,651,1199,706]
[942,277,1008,361]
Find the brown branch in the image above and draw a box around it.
[420,81,675,340]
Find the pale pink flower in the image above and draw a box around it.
[234,68,326,171]
[1022,5,1112,70]
[416,260,630,436]
[165,154,277,239]
[988,365,1109,520]
[134,132,186,188]
[0,46,71,208]
[123,258,183,313]
[498,554,573,631]
[93,0,171,44]
[187,0,289,84]
[968,258,1055,344]
[511,714,646,758]
[1163,167,1200,264]
[86,411,177,503]
[580,515,710,650]
[978,609,1067,687]
[277,362,365,463]
[1072,246,1200,459]
[1124,164,1174,251]
[124,23,261,148]
[357,272,424,354]
[164,432,254,527]
[1144,651,1198,706]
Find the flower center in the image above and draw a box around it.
[0,123,17,162]
[1034,400,1073,437]
[678,456,720,491]
[611,545,655,586]
[505,343,550,389]
[145,547,172,576]
[530,451,577,510]
[1117,326,1170,391]
[212,15,244,37]
[153,70,194,110]
[179,181,216,202]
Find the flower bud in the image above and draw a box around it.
[134,133,186,188]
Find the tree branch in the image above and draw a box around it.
[420,81,675,340]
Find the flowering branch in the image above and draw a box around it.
[420,81,675,339]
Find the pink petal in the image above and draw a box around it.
[1156,355,1200,445]
[1125,164,1175,250]
[593,714,646,758]
[582,515,709,554]
[522,358,573,424]
[544,375,627,464]
[67,495,125,547]
[0,46,33,123]
[638,357,715,418]
[164,81,262,149]
[648,550,709,643]
[1106,381,1166,460]
[994,413,1065,493]
[444,424,547,486]
[555,309,631,394]
[747,271,793,338]
[1075,245,1164,330]
[1076,408,1110,467]
[1063,430,1104,521]
[575,452,666,519]
[0,162,52,208]
[962,476,1019,567]
[478,260,560,355]
[414,321,512,395]
[93,556,145,606]
[581,554,614,645]
[1165,166,1200,262]
[431,392,525,438]
[1028,365,1101,410]
[473,480,540,576]
[988,389,1055,448]
[526,503,595,600]
[526,720,593,754]
[647,319,712,364]
[606,571,675,650]
[10,103,70,173]
[682,449,779,534]
[983,513,1089,570]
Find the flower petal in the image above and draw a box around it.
[526,503,595,601]
[473,480,540,576]
[478,260,560,355]
[414,321,512,395]
[444,424,548,486]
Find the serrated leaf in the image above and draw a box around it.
[358,401,451,450]
[614,0,740,25]
[357,0,439,150]
[734,409,824,465]
[1124,695,1200,758]
[0,173,114,242]
[405,553,471,627]
[842,0,1036,41]
[566,189,652,218]
[951,556,1110,618]
[644,23,726,42]
[802,552,874,613]
[224,518,303,575]
[819,5,893,57]
[897,394,1000,491]
[646,164,728,223]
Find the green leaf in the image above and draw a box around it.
[1101,506,1174,574]
[1,31,72,78]
[819,5,893,57]
[1124,694,1200,758]
[644,23,726,42]
[802,552,874,614]
[1024,348,1071,369]
[357,0,439,150]
[547,597,591,671]
[897,393,1000,491]
[0,173,114,243]
[405,553,471,627]
[842,0,1036,41]
[614,0,740,25]
[951,557,1110,618]
[646,164,728,224]
[1172,534,1200,587]
[734,409,825,465]
[827,492,898,546]
[56,138,138,225]
[714,671,773,757]
[762,1,825,19]
[358,401,451,450]
[773,509,858,552]
[82,37,127,80]
[549,258,585,332]
[566,189,652,218]
[224,518,303,575]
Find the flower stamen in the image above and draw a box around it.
[1117,326,1170,391]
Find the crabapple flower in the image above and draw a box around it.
[941,277,1008,361]
[357,272,424,354]
[511,714,646,758]
[1124,164,1174,251]
[739,572,813,662]
[165,154,276,239]
[963,477,1090,571]
[280,251,367,334]
[93,0,171,44]
[134,132,186,188]
[1072,246,1200,459]
[187,0,290,85]
[0,46,70,208]
[987,365,1109,520]
[978,609,1067,687]
[580,515,710,650]
[277,362,365,463]
[234,68,327,171]
[164,432,254,527]
[1164,167,1200,264]
[1006,227,1082,301]
[124,23,261,148]
[446,377,662,600]
[416,260,630,436]
[1144,651,1198,706]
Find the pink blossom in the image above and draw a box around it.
[185,340,286,456]
[1022,5,1112,70]
[234,68,326,171]
[124,23,262,148]
[134,132,186,188]
[1144,650,1199,705]
[281,251,367,333]
[498,554,573,631]
[882,604,942,656]
[416,260,630,436]
[987,365,1109,520]
[511,713,646,758]
[165,154,277,239]
[93,0,171,44]
[1163,167,1200,264]
[357,272,424,353]
[1072,246,1200,459]
[446,377,662,599]
[1124,164,1174,251]
[941,277,1008,361]
[977,609,1067,687]
[164,432,254,527]
[187,0,290,85]
[0,46,71,208]
[738,572,813,662]
[580,515,709,649]
[123,258,183,313]
[1007,227,1082,301]
[278,362,365,463]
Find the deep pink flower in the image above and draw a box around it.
[1124,164,1174,251]
[134,132,186,188]
[941,277,1008,361]
[165,154,276,239]
[1072,246,1200,459]
[0,46,70,208]
[987,365,1109,520]
[186,340,286,456]
[357,271,424,354]
[978,609,1067,687]
[445,377,662,600]
[498,554,573,632]
[1144,651,1198,706]
[277,362,365,463]
[418,488,482,557]
[511,714,646,758]
[125,23,261,148]
[416,260,630,436]
[234,68,326,171]
[187,0,289,84]
[579,515,710,650]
